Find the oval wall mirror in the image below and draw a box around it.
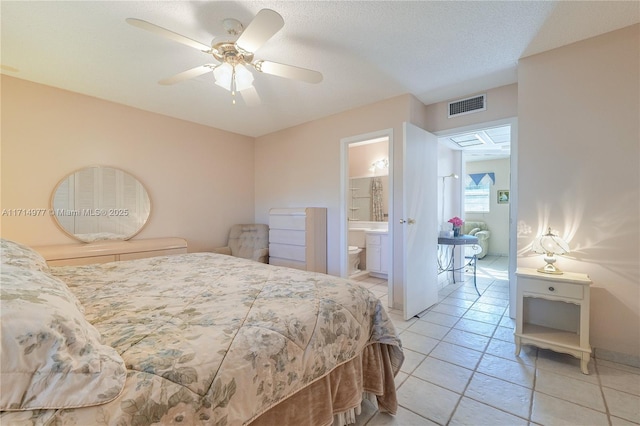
[51,166,151,242]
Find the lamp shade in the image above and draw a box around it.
[234,64,254,92]
[213,63,255,94]
[213,63,233,91]
[532,228,569,255]
[532,227,570,274]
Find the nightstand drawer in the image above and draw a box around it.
[521,279,583,300]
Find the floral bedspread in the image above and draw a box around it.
[5,253,402,425]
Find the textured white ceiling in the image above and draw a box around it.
[1,1,638,137]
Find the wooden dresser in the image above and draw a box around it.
[268,208,327,273]
[34,237,188,266]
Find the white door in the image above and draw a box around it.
[401,122,439,319]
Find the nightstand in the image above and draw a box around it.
[515,267,592,374]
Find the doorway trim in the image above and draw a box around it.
[340,128,394,307]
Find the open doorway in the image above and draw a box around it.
[340,130,393,307]
[436,119,517,317]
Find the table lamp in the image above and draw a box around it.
[532,227,570,274]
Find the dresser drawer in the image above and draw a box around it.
[120,247,186,261]
[36,238,188,266]
[269,257,307,270]
[269,215,306,230]
[48,255,117,266]
[269,243,306,262]
[269,229,306,246]
[520,278,583,300]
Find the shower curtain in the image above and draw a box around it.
[371,177,384,221]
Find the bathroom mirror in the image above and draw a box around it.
[348,176,389,222]
[51,166,151,242]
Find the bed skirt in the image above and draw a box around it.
[249,342,401,426]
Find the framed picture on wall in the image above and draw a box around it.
[498,190,510,204]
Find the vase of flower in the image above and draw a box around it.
[448,216,464,237]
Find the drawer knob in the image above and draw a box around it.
[548,286,555,292]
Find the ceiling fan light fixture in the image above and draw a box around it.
[127,8,323,105]
[213,62,233,90]
[214,62,254,93]
[234,64,254,91]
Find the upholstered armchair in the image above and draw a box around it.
[211,224,269,263]
[463,221,490,259]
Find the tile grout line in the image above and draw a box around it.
[594,360,613,426]
[458,277,530,423]
[380,259,639,425]
[433,276,527,425]
[456,277,532,424]
[443,281,492,426]
[402,275,479,425]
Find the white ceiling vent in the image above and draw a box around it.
[448,94,486,118]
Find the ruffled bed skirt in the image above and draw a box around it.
[333,392,378,426]
[249,342,401,426]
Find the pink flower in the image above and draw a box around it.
[448,217,463,227]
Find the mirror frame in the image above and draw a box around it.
[50,166,152,243]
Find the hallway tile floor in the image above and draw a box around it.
[352,256,640,425]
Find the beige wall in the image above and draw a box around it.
[348,140,389,178]
[1,76,255,252]
[518,24,639,358]
[465,158,510,256]
[437,144,462,289]
[424,84,517,133]
[255,94,415,277]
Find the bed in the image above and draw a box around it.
[0,238,403,425]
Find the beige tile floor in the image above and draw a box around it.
[353,256,640,425]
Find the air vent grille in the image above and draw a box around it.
[448,94,486,118]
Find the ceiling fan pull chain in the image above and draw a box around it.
[231,66,237,104]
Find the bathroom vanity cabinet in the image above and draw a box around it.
[366,230,389,278]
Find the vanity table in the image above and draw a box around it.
[34,237,188,266]
[38,166,187,266]
[437,235,479,295]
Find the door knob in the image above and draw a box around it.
[399,219,406,224]
[408,218,416,224]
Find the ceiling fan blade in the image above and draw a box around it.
[126,18,211,52]
[240,86,261,107]
[256,61,323,84]
[159,65,213,85]
[235,9,284,53]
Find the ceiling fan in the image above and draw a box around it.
[126,9,323,105]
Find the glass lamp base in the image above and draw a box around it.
[537,262,564,275]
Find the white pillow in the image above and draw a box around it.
[0,264,126,410]
[468,227,482,236]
